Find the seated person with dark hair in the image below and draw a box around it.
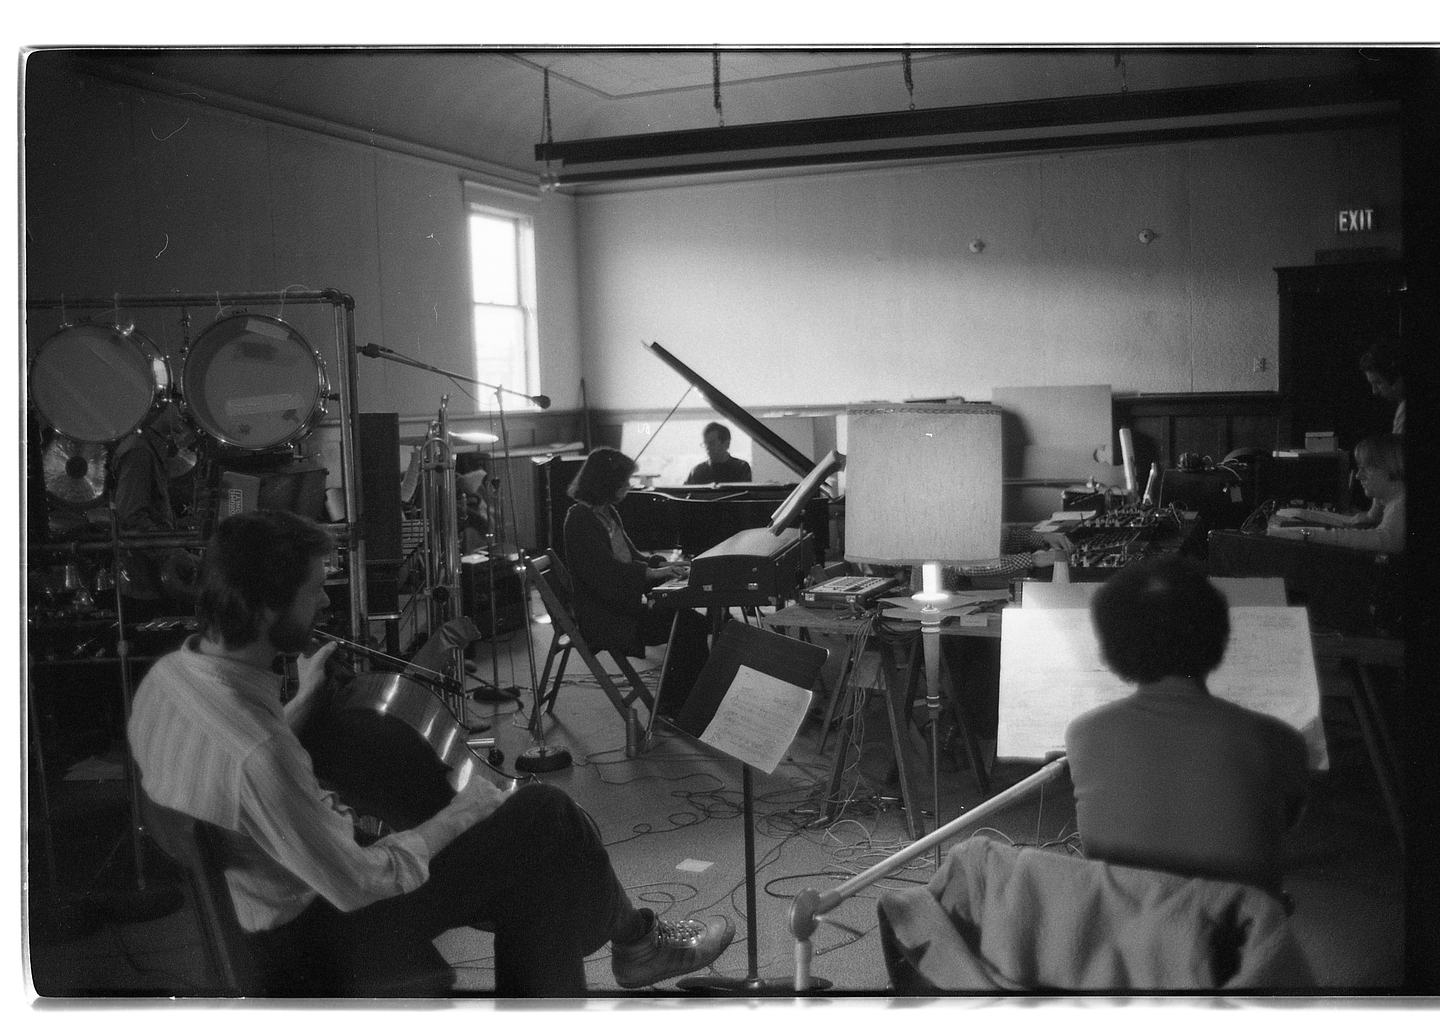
[453,450,493,554]
[112,404,199,617]
[1065,556,1308,899]
[565,448,710,718]
[684,422,752,485]
[128,509,732,997]
[1269,433,1405,554]
[1359,339,1405,436]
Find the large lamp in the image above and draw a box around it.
[843,402,1002,851]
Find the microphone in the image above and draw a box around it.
[532,395,551,409]
[357,343,388,358]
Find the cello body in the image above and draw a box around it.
[300,671,519,832]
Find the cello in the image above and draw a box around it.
[297,631,525,834]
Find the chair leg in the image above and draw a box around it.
[614,655,655,712]
[570,643,642,723]
[530,640,575,734]
[547,649,573,714]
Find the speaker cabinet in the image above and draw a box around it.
[357,413,403,612]
[535,454,586,554]
[460,554,527,639]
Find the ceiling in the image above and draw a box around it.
[40,46,1402,189]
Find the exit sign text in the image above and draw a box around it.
[1337,208,1377,232]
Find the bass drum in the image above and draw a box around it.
[29,323,171,443]
[181,314,329,453]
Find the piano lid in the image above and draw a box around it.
[644,341,816,480]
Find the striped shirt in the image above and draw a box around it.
[127,636,432,931]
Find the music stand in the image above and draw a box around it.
[665,621,830,994]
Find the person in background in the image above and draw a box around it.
[1269,433,1405,554]
[684,422,752,485]
[1066,556,1308,900]
[1359,339,1405,437]
[453,450,493,554]
[112,404,198,616]
[564,447,710,718]
[127,509,733,997]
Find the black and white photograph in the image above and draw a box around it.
[14,14,1440,1015]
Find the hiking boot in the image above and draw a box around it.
[611,913,734,989]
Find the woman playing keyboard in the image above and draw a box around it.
[1268,434,1405,554]
[563,448,710,719]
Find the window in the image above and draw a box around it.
[468,206,538,410]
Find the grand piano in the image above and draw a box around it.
[613,341,834,564]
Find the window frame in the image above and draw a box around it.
[466,202,540,411]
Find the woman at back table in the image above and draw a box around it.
[1269,434,1405,554]
[563,448,710,718]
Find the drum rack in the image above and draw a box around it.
[26,289,370,638]
[27,289,374,920]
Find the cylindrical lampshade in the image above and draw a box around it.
[844,403,1002,566]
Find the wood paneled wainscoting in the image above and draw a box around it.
[1115,392,1293,474]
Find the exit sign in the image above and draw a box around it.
[1337,208,1377,232]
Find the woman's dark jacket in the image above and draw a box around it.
[562,502,664,657]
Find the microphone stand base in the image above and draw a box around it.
[514,744,572,774]
[676,974,832,995]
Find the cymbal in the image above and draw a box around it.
[451,430,500,445]
[43,436,108,507]
[399,430,500,447]
[166,447,198,480]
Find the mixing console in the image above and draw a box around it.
[1061,506,1188,573]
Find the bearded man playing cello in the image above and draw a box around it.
[128,509,732,997]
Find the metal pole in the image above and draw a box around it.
[790,755,1069,989]
[337,302,367,648]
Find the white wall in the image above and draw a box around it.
[575,127,1402,413]
[23,65,584,423]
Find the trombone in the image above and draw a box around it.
[408,396,469,724]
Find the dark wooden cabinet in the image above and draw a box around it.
[1276,260,1406,450]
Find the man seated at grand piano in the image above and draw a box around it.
[1267,433,1405,554]
[684,422,752,485]
[564,447,711,718]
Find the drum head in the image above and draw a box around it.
[182,315,328,451]
[30,324,170,443]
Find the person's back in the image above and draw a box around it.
[1067,687,1306,895]
[1067,555,1308,899]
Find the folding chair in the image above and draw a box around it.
[139,790,265,996]
[524,549,655,732]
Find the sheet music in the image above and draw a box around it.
[998,606,1327,770]
[699,664,813,774]
[1020,578,1287,610]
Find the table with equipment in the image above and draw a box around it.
[762,599,1005,838]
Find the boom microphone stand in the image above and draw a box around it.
[353,344,553,755]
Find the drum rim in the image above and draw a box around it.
[29,322,171,443]
[179,312,330,452]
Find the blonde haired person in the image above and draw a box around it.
[1270,434,1405,554]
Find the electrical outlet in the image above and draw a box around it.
[1252,357,1268,373]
